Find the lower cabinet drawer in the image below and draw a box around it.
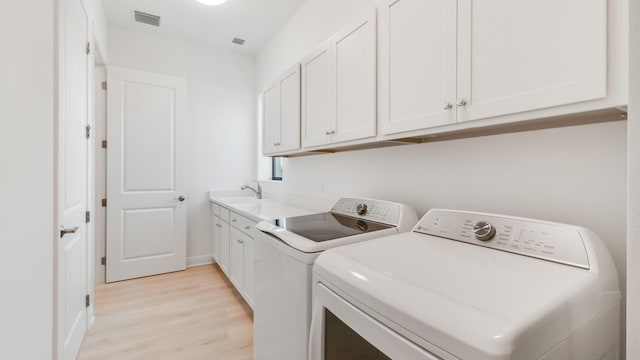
[230,211,256,234]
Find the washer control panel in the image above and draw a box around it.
[414,209,590,269]
[331,198,401,226]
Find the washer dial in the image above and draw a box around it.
[473,221,496,241]
[356,203,368,215]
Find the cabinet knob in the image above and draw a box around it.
[244,226,250,230]
[237,239,244,244]
[456,98,467,107]
[274,142,280,146]
[325,131,331,136]
[330,130,336,135]
[232,219,237,222]
[444,102,453,110]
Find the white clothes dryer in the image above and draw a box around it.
[310,209,621,360]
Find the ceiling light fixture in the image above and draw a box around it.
[196,0,227,6]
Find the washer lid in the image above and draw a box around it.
[314,232,620,360]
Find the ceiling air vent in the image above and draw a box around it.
[134,11,161,27]
[232,38,246,45]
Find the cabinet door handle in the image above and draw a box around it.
[216,223,222,228]
[244,226,250,230]
[232,219,237,222]
[330,130,336,135]
[444,102,453,110]
[325,131,331,136]
[237,239,244,244]
[456,98,467,107]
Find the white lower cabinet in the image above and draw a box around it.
[211,207,256,308]
[229,227,245,289]
[211,214,220,262]
[218,221,230,275]
[229,228,255,307]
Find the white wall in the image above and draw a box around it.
[0,1,54,359]
[89,0,109,61]
[105,27,256,267]
[627,0,640,357]
[256,0,629,352]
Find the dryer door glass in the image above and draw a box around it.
[324,309,391,360]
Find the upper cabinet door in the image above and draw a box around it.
[302,44,333,148]
[262,83,280,155]
[279,65,301,152]
[457,0,607,123]
[332,10,377,144]
[379,0,457,135]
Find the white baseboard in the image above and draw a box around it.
[187,255,214,268]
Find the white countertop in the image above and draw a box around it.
[209,191,316,222]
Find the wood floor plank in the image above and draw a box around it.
[78,264,254,360]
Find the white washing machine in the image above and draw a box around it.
[310,209,621,360]
[253,198,418,360]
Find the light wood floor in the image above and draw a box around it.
[78,265,253,360]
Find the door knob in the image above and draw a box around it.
[60,226,79,238]
[174,196,186,202]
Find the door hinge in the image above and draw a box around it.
[101,81,107,91]
[86,124,91,139]
[101,140,107,149]
[86,41,91,55]
[85,211,90,223]
[101,257,106,266]
[85,294,90,307]
[101,198,107,207]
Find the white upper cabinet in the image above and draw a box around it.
[380,0,609,135]
[262,83,281,155]
[379,0,457,135]
[301,9,377,148]
[302,44,333,148]
[332,10,377,144]
[457,0,607,122]
[262,64,301,155]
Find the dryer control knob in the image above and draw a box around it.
[473,221,496,241]
[356,203,368,216]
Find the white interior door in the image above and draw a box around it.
[57,0,89,358]
[106,66,188,283]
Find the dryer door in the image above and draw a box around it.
[309,282,440,360]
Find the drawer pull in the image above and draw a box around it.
[244,226,250,230]
[232,219,237,222]
[237,239,244,244]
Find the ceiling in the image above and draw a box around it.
[103,0,307,55]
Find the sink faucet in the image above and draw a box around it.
[241,180,262,199]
